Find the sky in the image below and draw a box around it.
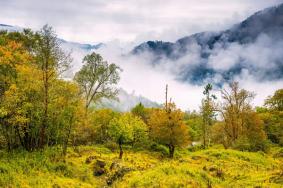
[1,0,283,111]
[0,0,282,44]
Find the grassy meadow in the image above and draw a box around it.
[0,145,282,188]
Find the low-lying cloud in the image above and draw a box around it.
[63,32,283,112]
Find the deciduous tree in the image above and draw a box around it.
[35,25,71,148]
[200,83,216,148]
[109,113,148,159]
[74,52,121,114]
[218,82,267,151]
[148,103,189,158]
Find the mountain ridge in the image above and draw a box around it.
[131,3,283,85]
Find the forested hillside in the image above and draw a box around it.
[0,26,282,187]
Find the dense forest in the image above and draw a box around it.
[0,26,282,187]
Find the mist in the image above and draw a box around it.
[62,32,282,112]
[57,2,283,112]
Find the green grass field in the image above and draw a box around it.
[0,145,282,188]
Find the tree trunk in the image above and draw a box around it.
[15,126,24,149]
[85,102,89,119]
[202,121,207,149]
[168,144,175,158]
[40,65,49,148]
[62,116,73,157]
[119,142,123,159]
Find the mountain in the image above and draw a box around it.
[132,3,283,85]
[59,39,104,51]
[95,88,160,112]
[0,24,22,32]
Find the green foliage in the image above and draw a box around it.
[131,102,149,123]
[109,113,148,146]
[265,89,283,111]
[91,109,119,143]
[185,112,202,141]
[257,89,283,146]
[74,52,121,110]
[200,83,217,148]
[0,26,83,151]
[150,143,169,155]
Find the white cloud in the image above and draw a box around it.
[89,38,283,111]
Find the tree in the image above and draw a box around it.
[257,89,283,145]
[185,111,202,142]
[47,80,81,156]
[218,82,267,151]
[219,82,254,145]
[0,35,35,151]
[265,89,283,111]
[74,52,121,114]
[200,83,216,148]
[148,103,189,158]
[108,113,148,159]
[242,112,267,151]
[91,109,118,143]
[0,27,81,152]
[2,60,42,151]
[131,102,149,123]
[0,36,30,99]
[35,25,71,148]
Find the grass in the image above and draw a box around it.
[0,145,282,188]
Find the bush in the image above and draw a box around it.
[274,148,283,158]
[150,143,168,155]
[233,136,270,152]
[250,140,270,153]
[233,137,251,151]
[53,162,73,177]
[105,141,118,151]
[188,144,203,152]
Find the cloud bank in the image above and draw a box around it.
[64,33,283,112]
[1,0,282,43]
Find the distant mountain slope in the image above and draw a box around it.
[132,3,283,85]
[0,24,22,32]
[60,39,104,50]
[95,88,160,112]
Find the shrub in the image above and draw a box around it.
[150,143,168,156]
[53,162,73,177]
[233,136,270,152]
[188,144,203,152]
[274,148,283,158]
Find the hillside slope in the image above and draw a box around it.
[0,146,282,187]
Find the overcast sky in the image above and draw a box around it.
[1,0,283,111]
[0,0,282,44]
